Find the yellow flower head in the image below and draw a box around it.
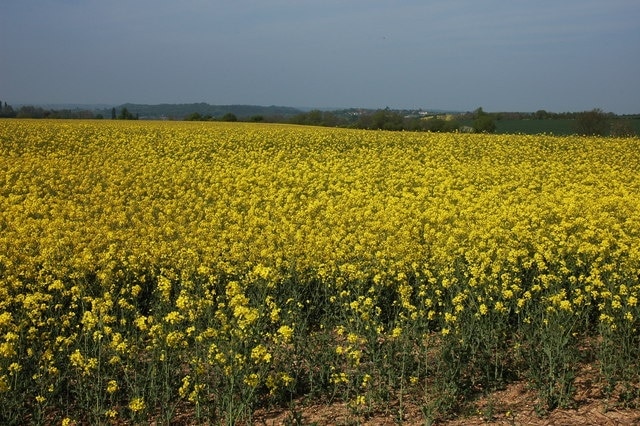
[106,380,118,394]
[277,325,294,342]
[128,397,145,413]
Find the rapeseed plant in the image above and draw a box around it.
[0,119,639,422]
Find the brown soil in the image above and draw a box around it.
[254,390,640,425]
[253,365,640,425]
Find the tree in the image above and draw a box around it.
[111,107,116,120]
[472,107,496,133]
[534,110,549,120]
[424,118,446,132]
[118,107,136,120]
[369,108,404,130]
[17,105,46,118]
[306,110,323,126]
[221,112,238,122]
[0,101,15,118]
[574,108,610,136]
[321,111,340,127]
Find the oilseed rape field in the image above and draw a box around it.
[1,119,640,424]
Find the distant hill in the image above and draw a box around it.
[100,103,304,120]
[15,103,115,111]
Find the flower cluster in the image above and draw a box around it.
[0,119,639,422]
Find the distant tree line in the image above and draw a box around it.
[16,106,97,119]
[179,106,638,136]
[455,108,637,136]
[102,103,301,121]
[182,107,464,132]
[0,100,98,119]
[116,107,138,120]
[0,100,16,118]
[288,108,464,132]
[572,108,638,137]
[0,100,146,120]
[286,107,502,133]
[1,98,636,136]
[184,112,240,122]
[492,108,635,137]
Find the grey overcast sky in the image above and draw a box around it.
[1,1,639,113]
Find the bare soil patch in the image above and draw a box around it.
[253,364,640,425]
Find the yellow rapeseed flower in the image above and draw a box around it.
[128,397,145,413]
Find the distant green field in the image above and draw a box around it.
[492,118,640,136]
